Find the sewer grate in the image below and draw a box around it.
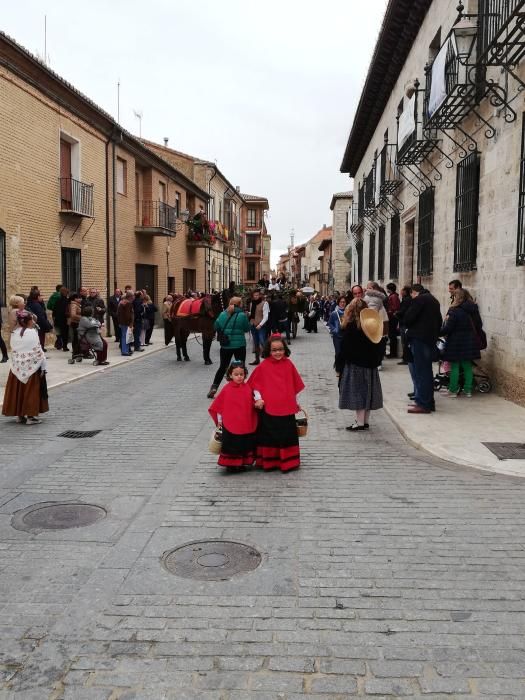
[162,540,262,581]
[483,442,525,460]
[11,502,107,533]
[58,430,102,439]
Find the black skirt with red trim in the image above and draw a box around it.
[256,411,300,472]
[217,426,256,470]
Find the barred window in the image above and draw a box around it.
[517,113,525,265]
[356,240,363,284]
[368,232,376,280]
[389,214,400,278]
[417,187,434,276]
[454,152,480,272]
[377,225,385,280]
[61,247,82,293]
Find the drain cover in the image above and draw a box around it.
[11,502,107,533]
[162,540,262,581]
[58,430,102,439]
[483,442,525,460]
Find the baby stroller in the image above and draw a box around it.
[433,355,492,394]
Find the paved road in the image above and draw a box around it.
[1,328,525,699]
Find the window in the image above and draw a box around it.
[159,181,166,203]
[356,240,363,284]
[368,232,376,280]
[454,152,480,271]
[116,158,127,195]
[167,276,175,294]
[175,192,181,218]
[183,268,196,292]
[245,234,259,254]
[247,261,256,281]
[247,209,257,227]
[61,247,82,293]
[417,187,435,275]
[429,27,442,62]
[518,114,525,265]
[0,229,5,306]
[377,225,385,280]
[389,214,400,278]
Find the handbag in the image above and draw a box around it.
[469,317,487,350]
[216,312,238,347]
[126,327,134,344]
[209,426,222,454]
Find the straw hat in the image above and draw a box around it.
[360,308,383,344]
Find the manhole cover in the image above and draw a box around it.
[162,540,262,581]
[11,502,107,533]
[483,442,525,460]
[58,430,102,439]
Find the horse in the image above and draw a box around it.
[170,289,231,364]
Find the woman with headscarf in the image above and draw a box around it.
[2,310,49,425]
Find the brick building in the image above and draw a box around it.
[341,0,525,405]
[330,191,353,292]
[240,195,271,286]
[0,30,209,327]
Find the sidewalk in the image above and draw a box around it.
[0,327,172,406]
[380,357,525,478]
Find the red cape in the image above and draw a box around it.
[208,381,258,434]
[247,357,305,416]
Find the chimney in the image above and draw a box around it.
[236,186,240,192]
[163,137,169,147]
[323,224,326,229]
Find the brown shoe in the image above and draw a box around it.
[407,405,431,414]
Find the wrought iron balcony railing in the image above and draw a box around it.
[135,200,178,234]
[477,0,525,69]
[378,143,402,197]
[397,84,440,167]
[59,177,94,217]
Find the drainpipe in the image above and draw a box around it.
[112,138,117,290]
[105,135,111,331]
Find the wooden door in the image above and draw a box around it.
[60,139,72,209]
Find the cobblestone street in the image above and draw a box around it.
[1,328,525,699]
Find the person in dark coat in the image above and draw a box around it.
[108,288,122,343]
[269,294,290,341]
[304,295,320,333]
[144,296,157,345]
[132,291,145,352]
[395,286,412,366]
[26,290,52,350]
[440,288,483,397]
[53,286,70,352]
[404,284,442,414]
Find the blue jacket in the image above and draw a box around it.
[328,307,344,338]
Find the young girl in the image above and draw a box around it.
[248,333,305,472]
[208,361,261,470]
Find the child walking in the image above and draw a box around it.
[208,361,261,470]
[248,333,305,472]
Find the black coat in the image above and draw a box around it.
[108,295,121,315]
[441,301,482,362]
[26,299,52,332]
[335,321,383,372]
[54,295,69,324]
[404,291,442,346]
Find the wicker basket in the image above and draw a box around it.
[209,427,223,454]
[296,409,308,438]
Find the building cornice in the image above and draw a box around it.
[340,0,432,176]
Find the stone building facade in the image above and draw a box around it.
[302,225,332,291]
[341,0,525,405]
[330,191,353,292]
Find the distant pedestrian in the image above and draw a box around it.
[26,289,52,350]
[108,288,122,344]
[248,333,305,472]
[207,297,250,398]
[2,310,48,425]
[53,287,70,352]
[143,295,157,345]
[8,295,25,332]
[162,295,174,346]
[78,305,109,366]
[208,361,259,470]
[328,295,346,357]
[117,291,134,356]
[67,292,83,356]
[386,283,401,358]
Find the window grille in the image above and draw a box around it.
[517,114,525,265]
[454,152,480,272]
[61,247,81,293]
[377,225,385,280]
[389,214,400,278]
[417,187,434,276]
[358,184,364,219]
[368,232,376,280]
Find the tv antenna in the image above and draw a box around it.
[133,109,143,138]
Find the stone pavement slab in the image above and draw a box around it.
[1,325,525,697]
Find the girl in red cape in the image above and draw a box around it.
[247,333,305,472]
[208,361,260,470]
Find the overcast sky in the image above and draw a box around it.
[3,0,387,265]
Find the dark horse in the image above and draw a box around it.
[170,288,232,364]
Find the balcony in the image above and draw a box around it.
[378,143,402,198]
[424,20,478,132]
[477,0,525,70]
[186,212,214,248]
[59,177,94,217]
[135,201,178,236]
[397,84,440,166]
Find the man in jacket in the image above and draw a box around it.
[88,288,106,325]
[404,284,442,414]
[108,288,122,344]
[117,292,134,356]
